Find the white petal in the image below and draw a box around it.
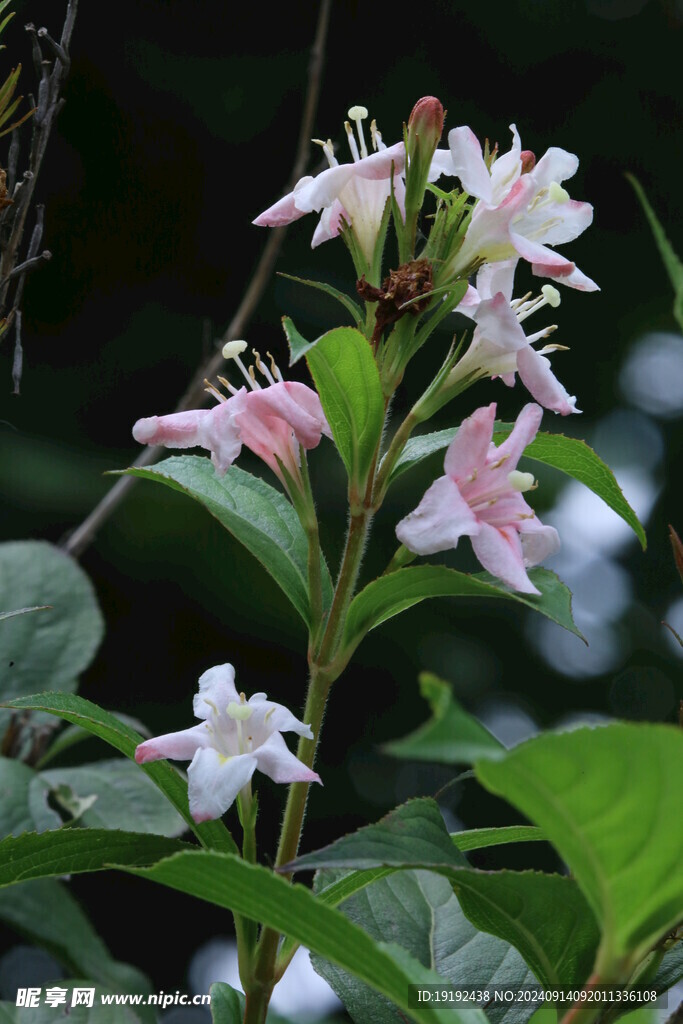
[135,723,210,764]
[187,748,257,822]
[448,126,493,203]
[254,732,321,785]
[194,664,240,721]
[396,475,479,555]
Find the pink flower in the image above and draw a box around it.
[452,259,580,415]
[135,663,320,823]
[447,124,597,291]
[396,403,559,594]
[254,105,452,265]
[132,342,330,487]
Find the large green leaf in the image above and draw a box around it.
[0,757,61,838]
[305,327,384,488]
[0,878,151,996]
[125,456,332,625]
[127,850,486,1024]
[341,566,583,655]
[284,798,469,874]
[0,542,104,722]
[210,983,245,1023]
[0,828,191,887]
[41,760,187,837]
[627,175,683,331]
[388,427,646,550]
[312,869,538,1024]
[476,724,683,973]
[383,672,505,764]
[1,693,238,855]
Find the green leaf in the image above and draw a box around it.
[312,869,539,1024]
[653,938,683,993]
[210,983,246,1023]
[0,878,151,996]
[1,693,238,855]
[0,606,50,621]
[383,671,505,764]
[0,542,104,727]
[35,712,152,769]
[278,276,362,344]
[0,985,148,1024]
[41,759,187,837]
[627,174,683,331]
[305,327,384,488]
[282,315,318,365]
[284,798,469,874]
[124,457,333,625]
[126,850,487,1024]
[387,426,646,550]
[451,826,545,852]
[342,566,584,655]
[0,828,192,887]
[475,724,683,973]
[452,870,599,989]
[0,757,61,838]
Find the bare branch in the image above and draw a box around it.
[62,0,333,558]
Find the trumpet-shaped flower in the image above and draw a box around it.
[132,342,331,487]
[396,402,559,594]
[254,104,452,265]
[135,664,321,822]
[447,124,597,291]
[452,259,579,415]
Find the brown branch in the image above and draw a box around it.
[62,0,333,559]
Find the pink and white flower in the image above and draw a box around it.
[254,105,452,265]
[447,124,597,291]
[452,259,579,415]
[135,663,320,822]
[132,341,331,487]
[396,402,559,594]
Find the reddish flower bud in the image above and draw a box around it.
[520,149,536,174]
[408,96,445,145]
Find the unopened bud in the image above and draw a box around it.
[407,96,445,147]
[520,150,536,174]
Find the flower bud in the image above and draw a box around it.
[520,149,536,174]
[404,96,446,235]
[407,96,445,152]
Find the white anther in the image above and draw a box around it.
[542,284,561,308]
[227,700,254,722]
[222,340,248,359]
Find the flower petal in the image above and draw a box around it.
[311,200,348,247]
[194,663,240,721]
[396,475,479,555]
[448,126,493,203]
[253,731,321,786]
[516,345,580,415]
[473,292,528,353]
[444,403,497,480]
[531,147,579,189]
[243,381,330,448]
[493,402,543,468]
[249,698,314,743]
[520,516,561,567]
[470,521,540,594]
[188,748,258,822]
[135,723,210,764]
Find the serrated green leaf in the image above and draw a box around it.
[383,672,504,764]
[0,878,152,996]
[282,315,317,365]
[41,759,187,837]
[0,757,61,838]
[210,983,246,1023]
[280,275,363,343]
[387,426,647,550]
[627,174,683,332]
[475,724,683,973]
[124,456,332,625]
[1,692,238,854]
[0,542,104,729]
[312,869,538,1024]
[0,828,192,887]
[285,797,468,875]
[306,327,384,489]
[341,566,583,656]
[451,826,545,852]
[35,712,152,770]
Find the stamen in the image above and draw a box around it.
[266,351,284,382]
[344,120,360,162]
[204,379,227,403]
[508,470,536,492]
[223,340,260,390]
[312,137,337,168]
[370,118,384,152]
[248,364,261,389]
[227,699,253,722]
[489,454,511,470]
[510,291,533,311]
[542,284,561,307]
[253,348,276,385]
[218,375,239,396]
[264,707,276,724]
[549,181,570,203]
[348,105,369,159]
[204,698,219,717]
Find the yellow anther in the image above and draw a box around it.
[549,181,570,203]
[222,339,248,360]
[542,284,561,307]
[204,379,227,403]
[348,105,368,121]
[227,700,253,722]
[508,470,536,492]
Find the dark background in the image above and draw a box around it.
[1,0,682,1000]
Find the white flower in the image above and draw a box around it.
[135,664,320,822]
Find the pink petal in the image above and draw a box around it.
[188,748,258,822]
[489,125,522,199]
[444,403,497,479]
[396,475,480,555]
[534,262,599,292]
[520,516,561,567]
[252,178,314,227]
[531,147,579,189]
[509,231,575,272]
[311,200,348,247]
[473,292,528,353]
[494,402,543,468]
[235,408,299,482]
[135,723,210,764]
[471,521,540,594]
[448,126,493,203]
[475,259,518,302]
[253,731,321,786]
[194,663,240,721]
[132,408,212,448]
[516,346,580,415]
[249,699,314,743]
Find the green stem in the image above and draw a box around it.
[373,410,418,505]
[298,453,324,650]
